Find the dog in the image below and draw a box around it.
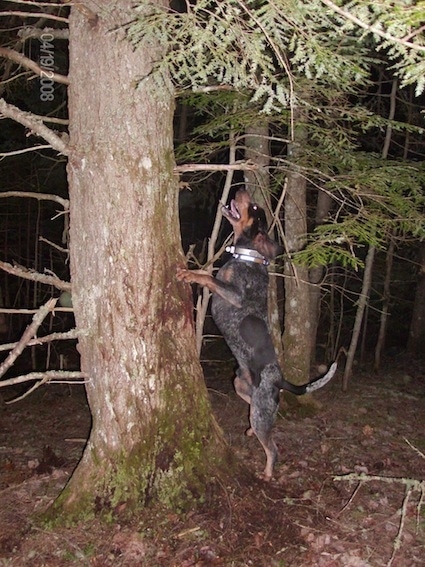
[177,189,337,480]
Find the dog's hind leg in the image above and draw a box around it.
[234,367,253,405]
[249,364,281,480]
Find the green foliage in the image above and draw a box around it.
[128,0,373,111]
[294,157,425,268]
[323,0,425,94]
[128,0,424,271]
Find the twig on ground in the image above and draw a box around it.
[334,472,425,567]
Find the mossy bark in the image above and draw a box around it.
[48,0,230,523]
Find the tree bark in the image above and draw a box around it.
[309,190,333,363]
[343,245,376,390]
[244,120,284,365]
[282,116,311,388]
[49,1,228,521]
[407,243,425,358]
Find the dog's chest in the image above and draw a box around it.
[213,260,269,313]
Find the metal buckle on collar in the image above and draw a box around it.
[225,246,269,266]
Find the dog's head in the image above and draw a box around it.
[222,189,279,261]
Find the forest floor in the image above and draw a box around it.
[0,352,424,567]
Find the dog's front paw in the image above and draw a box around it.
[176,267,191,282]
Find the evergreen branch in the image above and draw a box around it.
[321,0,425,52]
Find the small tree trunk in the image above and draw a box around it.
[309,190,333,363]
[343,245,375,390]
[374,238,395,372]
[282,115,311,388]
[407,243,425,358]
[50,1,229,521]
[244,120,284,364]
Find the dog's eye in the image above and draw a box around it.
[253,205,258,210]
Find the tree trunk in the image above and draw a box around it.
[309,190,333,363]
[343,245,376,390]
[50,1,228,521]
[407,243,425,358]
[282,117,311,388]
[244,121,284,365]
[374,239,395,372]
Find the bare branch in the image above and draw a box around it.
[31,113,69,125]
[174,162,259,173]
[0,298,57,379]
[0,329,78,353]
[39,235,68,254]
[0,98,70,156]
[0,260,71,291]
[0,307,72,314]
[2,371,88,404]
[0,10,69,23]
[0,144,53,157]
[18,26,69,41]
[0,190,69,209]
[0,47,69,85]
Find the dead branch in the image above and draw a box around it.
[334,472,425,567]
[18,26,69,41]
[174,162,259,173]
[0,47,69,85]
[0,307,72,314]
[0,328,78,353]
[387,487,413,567]
[0,11,69,23]
[0,144,53,157]
[404,438,425,460]
[334,471,424,490]
[2,371,88,404]
[39,235,68,254]
[0,98,70,156]
[0,260,71,291]
[0,190,69,209]
[0,298,57,379]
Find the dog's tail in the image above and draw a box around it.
[279,361,338,395]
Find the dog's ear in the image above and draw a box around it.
[253,233,280,260]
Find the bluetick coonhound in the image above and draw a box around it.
[177,189,337,480]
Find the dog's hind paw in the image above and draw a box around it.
[245,427,254,437]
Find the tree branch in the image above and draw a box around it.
[0,190,69,209]
[0,298,57,379]
[0,260,71,291]
[2,371,88,404]
[174,162,259,173]
[18,26,69,41]
[0,47,69,85]
[321,0,425,52]
[0,329,78,353]
[0,11,69,23]
[0,98,70,156]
